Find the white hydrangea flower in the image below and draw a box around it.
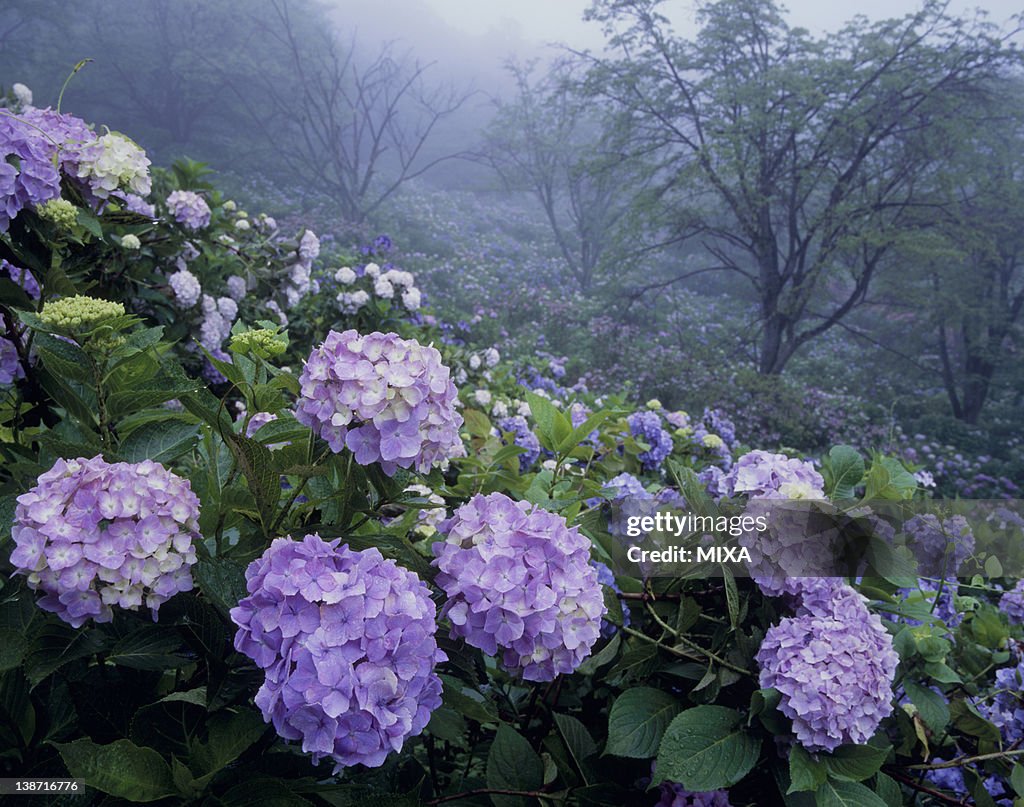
[473,389,492,407]
[12,83,32,107]
[121,234,141,250]
[491,400,508,418]
[75,132,152,199]
[401,287,421,310]
[517,400,531,417]
[468,354,481,370]
[235,218,251,231]
[298,229,319,263]
[335,266,356,285]
[484,347,500,367]
[223,200,237,212]
[374,278,394,299]
[364,262,381,278]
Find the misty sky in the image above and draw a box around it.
[338,0,1022,87]
[418,0,1021,48]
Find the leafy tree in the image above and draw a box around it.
[581,0,1019,373]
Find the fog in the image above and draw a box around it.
[3,0,1023,461]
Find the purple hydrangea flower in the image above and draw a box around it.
[166,190,211,231]
[495,415,540,472]
[168,268,201,309]
[656,783,732,807]
[724,450,824,499]
[756,582,898,751]
[10,456,200,627]
[627,411,673,471]
[905,514,974,577]
[0,108,71,230]
[231,535,445,771]
[432,492,606,681]
[1000,580,1024,623]
[119,192,155,217]
[295,329,463,475]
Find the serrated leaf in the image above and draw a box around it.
[605,688,681,758]
[814,779,887,807]
[822,744,890,782]
[119,419,199,462]
[789,744,827,792]
[825,446,864,500]
[58,738,177,802]
[108,628,188,670]
[654,706,760,791]
[904,681,949,734]
[487,723,544,807]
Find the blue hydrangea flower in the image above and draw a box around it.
[231,535,445,771]
[432,492,605,681]
[756,582,898,751]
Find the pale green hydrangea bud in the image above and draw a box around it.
[40,295,126,330]
[702,433,724,449]
[229,328,286,358]
[37,198,78,228]
[121,234,141,250]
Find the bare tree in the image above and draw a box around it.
[482,59,655,292]
[236,0,472,224]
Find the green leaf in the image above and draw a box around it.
[439,674,499,724]
[655,706,760,791]
[487,723,544,807]
[605,687,681,759]
[0,629,28,672]
[577,633,621,675]
[463,408,492,438]
[864,457,917,501]
[190,708,267,784]
[950,697,1001,742]
[58,738,177,802]
[1010,763,1024,796]
[874,773,902,807]
[225,432,280,530]
[108,628,188,671]
[194,558,249,620]
[822,744,890,782]
[554,712,598,767]
[824,446,864,500]
[558,409,611,452]
[904,680,949,733]
[814,779,888,807]
[789,744,827,792]
[119,420,200,462]
[525,391,569,452]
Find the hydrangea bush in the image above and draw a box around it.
[0,89,1021,807]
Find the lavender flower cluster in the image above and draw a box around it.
[1,106,151,231]
[10,456,200,627]
[495,415,540,472]
[432,492,606,681]
[627,410,673,471]
[904,514,974,577]
[231,535,445,771]
[756,579,898,752]
[296,329,463,475]
[656,784,732,807]
[166,190,211,231]
[1000,580,1024,623]
[724,449,824,500]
